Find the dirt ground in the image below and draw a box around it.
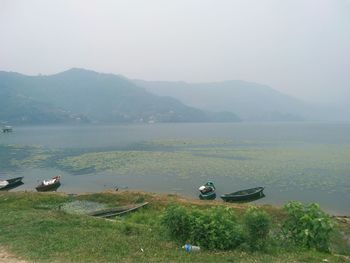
[0,247,26,263]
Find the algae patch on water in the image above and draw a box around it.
[0,144,58,171]
[2,139,350,193]
[56,141,350,192]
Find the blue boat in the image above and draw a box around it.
[199,181,216,200]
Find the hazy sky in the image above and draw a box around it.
[1,0,349,105]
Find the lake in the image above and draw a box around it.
[1,122,350,215]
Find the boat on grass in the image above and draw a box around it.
[199,181,216,200]
[88,202,149,218]
[221,187,264,202]
[36,176,61,192]
[0,177,24,191]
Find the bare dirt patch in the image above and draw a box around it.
[0,246,26,263]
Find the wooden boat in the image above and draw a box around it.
[199,181,216,200]
[0,177,24,191]
[36,176,61,192]
[221,187,264,202]
[88,202,149,218]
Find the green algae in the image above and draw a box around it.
[2,139,350,193]
[56,141,350,192]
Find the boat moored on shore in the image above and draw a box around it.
[36,176,61,192]
[199,181,216,200]
[221,187,265,202]
[0,177,24,191]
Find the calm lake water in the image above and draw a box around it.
[1,122,350,215]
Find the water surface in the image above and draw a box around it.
[1,122,349,215]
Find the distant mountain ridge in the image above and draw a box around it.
[134,79,324,122]
[0,68,240,125]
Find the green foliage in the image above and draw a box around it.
[282,201,334,252]
[243,207,271,250]
[190,206,244,250]
[126,209,160,227]
[162,204,244,250]
[161,204,193,242]
[0,192,349,263]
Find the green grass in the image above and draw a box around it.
[0,191,349,263]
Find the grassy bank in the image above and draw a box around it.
[0,191,349,263]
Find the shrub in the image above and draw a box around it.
[243,206,271,250]
[161,204,192,242]
[190,206,244,250]
[162,205,244,250]
[282,201,333,252]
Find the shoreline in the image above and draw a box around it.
[8,188,350,218]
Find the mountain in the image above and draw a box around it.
[134,80,322,122]
[0,69,240,125]
[0,72,80,124]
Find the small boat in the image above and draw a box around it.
[88,202,149,218]
[199,181,216,200]
[221,187,264,202]
[0,177,24,191]
[36,176,61,192]
[1,126,13,133]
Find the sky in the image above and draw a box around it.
[0,0,349,105]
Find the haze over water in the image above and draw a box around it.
[1,1,350,215]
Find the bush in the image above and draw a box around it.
[162,205,244,250]
[190,207,244,250]
[161,204,192,242]
[282,201,333,252]
[243,207,271,250]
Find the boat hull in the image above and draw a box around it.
[36,181,61,192]
[0,177,24,191]
[221,187,264,202]
[88,202,149,218]
[2,127,13,133]
[199,192,216,200]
